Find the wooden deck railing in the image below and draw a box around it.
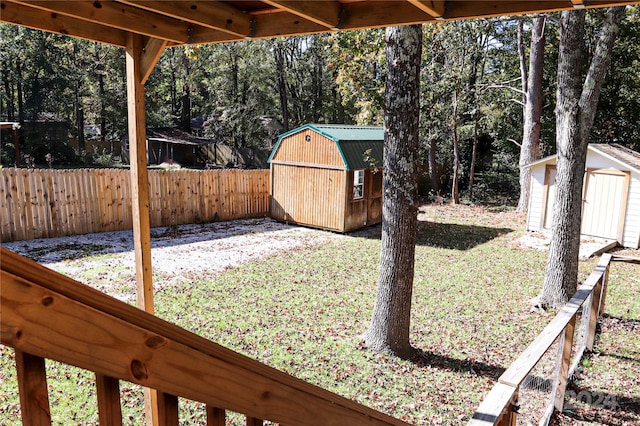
[468,253,640,426]
[0,247,409,426]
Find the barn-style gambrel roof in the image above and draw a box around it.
[269,124,384,170]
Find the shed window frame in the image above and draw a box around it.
[353,170,365,200]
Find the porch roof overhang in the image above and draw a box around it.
[2,1,639,48]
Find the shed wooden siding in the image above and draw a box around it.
[270,128,345,168]
[526,150,640,248]
[344,169,383,231]
[270,164,346,231]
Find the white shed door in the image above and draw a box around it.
[581,171,627,240]
[543,167,557,230]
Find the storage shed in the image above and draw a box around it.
[526,144,640,248]
[268,124,384,232]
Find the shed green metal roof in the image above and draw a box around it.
[268,124,384,170]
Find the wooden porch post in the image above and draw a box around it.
[125,33,166,426]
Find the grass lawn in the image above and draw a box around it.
[1,204,638,425]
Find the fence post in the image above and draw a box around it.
[552,315,576,412]
[586,278,603,351]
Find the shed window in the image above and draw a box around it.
[353,170,365,199]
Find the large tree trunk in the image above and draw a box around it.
[362,24,422,359]
[538,7,625,308]
[517,16,546,212]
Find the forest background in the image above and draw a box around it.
[1,7,639,203]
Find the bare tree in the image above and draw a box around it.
[537,7,625,308]
[362,24,422,359]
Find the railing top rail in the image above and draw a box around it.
[0,247,409,426]
[498,253,612,388]
[611,254,640,264]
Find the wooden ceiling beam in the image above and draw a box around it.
[0,1,128,46]
[442,1,630,20]
[407,0,446,19]
[15,0,190,43]
[260,0,342,29]
[116,1,253,37]
[340,1,436,30]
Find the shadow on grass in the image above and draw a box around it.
[410,348,505,381]
[551,383,640,426]
[351,220,514,251]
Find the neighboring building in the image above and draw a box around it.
[526,144,640,248]
[268,124,384,233]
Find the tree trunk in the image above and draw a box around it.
[274,43,289,132]
[428,138,439,195]
[17,59,25,124]
[76,79,85,152]
[517,16,546,212]
[3,67,15,121]
[362,24,422,359]
[451,91,460,204]
[180,50,191,133]
[538,7,625,308]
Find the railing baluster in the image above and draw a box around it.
[206,406,226,426]
[246,416,264,426]
[552,315,576,412]
[157,392,179,426]
[15,350,52,425]
[96,374,123,425]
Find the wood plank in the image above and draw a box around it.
[261,0,341,28]
[407,0,445,18]
[157,392,179,426]
[15,350,52,425]
[467,382,517,426]
[20,1,190,44]
[118,0,253,37]
[126,31,158,426]
[140,37,167,85]
[586,280,603,350]
[0,1,128,46]
[552,315,576,411]
[206,406,225,426]
[96,374,123,426]
[0,250,410,426]
[246,417,263,426]
[499,254,612,387]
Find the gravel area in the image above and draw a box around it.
[2,218,343,299]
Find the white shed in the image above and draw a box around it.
[526,144,640,249]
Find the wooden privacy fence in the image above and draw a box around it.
[0,247,409,426]
[0,168,270,242]
[468,253,639,426]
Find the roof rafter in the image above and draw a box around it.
[0,1,128,46]
[116,0,253,38]
[407,0,446,19]
[260,0,342,29]
[14,0,190,43]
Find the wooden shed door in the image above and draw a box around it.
[581,169,629,240]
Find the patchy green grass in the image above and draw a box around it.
[1,204,637,425]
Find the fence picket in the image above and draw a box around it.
[1,169,269,242]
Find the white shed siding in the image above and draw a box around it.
[526,165,547,232]
[623,175,640,248]
[525,147,640,249]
